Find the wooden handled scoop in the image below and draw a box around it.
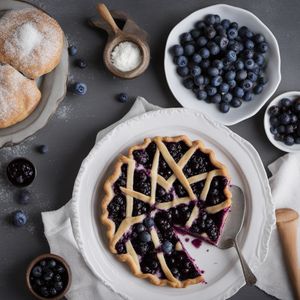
[276,208,300,300]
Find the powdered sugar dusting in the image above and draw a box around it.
[4,22,42,57]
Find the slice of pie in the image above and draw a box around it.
[101,136,231,288]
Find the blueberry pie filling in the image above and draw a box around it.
[102,136,231,288]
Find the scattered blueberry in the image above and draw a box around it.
[12,210,27,227]
[117,92,129,103]
[68,45,77,56]
[161,241,173,254]
[138,231,151,243]
[143,217,154,228]
[18,190,30,205]
[38,145,48,154]
[71,82,87,96]
[75,58,87,69]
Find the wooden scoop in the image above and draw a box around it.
[276,208,300,300]
[96,3,150,79]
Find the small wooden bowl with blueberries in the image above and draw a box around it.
[26,253,71,299]
[264,91,300,152]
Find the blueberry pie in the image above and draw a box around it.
[102,136,231,288]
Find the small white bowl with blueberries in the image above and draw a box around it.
[264,91,300,152]
[164,4,281,125]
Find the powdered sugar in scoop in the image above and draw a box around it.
[111,41,142,72]
[11,23,42,56]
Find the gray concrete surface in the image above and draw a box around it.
[1,0,295,298]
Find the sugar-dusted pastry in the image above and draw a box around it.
[0,8,63,79]
[0,64,41,128]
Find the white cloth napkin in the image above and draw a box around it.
[256,152,300,300]
[42,98,300,300]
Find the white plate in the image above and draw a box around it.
[164,4,281,126]
[264,91,300,152]
[71,108,274,300]
[0,0,68,147]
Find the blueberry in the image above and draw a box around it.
[247,71,257,82]
[197,36,208,47]
[192,53,202,64]
[204,26,216,39]
[161,241,173,254]
[254,34,265,44]
[54,281,64,291]
[12,210,27,227]
[219,102,230,113]
[233,87,244,98]
[258,42,269,53]
[222,93,233,103]
[231,97,242,108]
[76,58,87,68]
[228,80,236,89]
[68,45,77,56]
[200,59,210,69]
[270,116,280,127]
[212,59,223,70]
[56,265,65,274]
[279,113,291,125]
[244,39,255,50]
[214,14,221,23]
[184,44,195,56]
[244,49,254,59]
[190,65,201,77]
[235,60,244,70]
[270,126,278,135]
[183,78,194,89]
[238,26,248,37]
[195,21,206,30]
[219,36,229,49]
[285,124,294,134]
[210,94,222,104]
[274,133,284,141]
[143,217,154,228]
[228,40,241,52]
[225,70,236,81]
[172,45,184,56]
[191,29,201,39]
[254,53,265,66]
[196,90,207,100]
[180,32,193,43]
[71,82,87,96]
[117,92,129,103]
[205,14,215,25]
[50,287,57,296]
[295,137,300,144]
[215,24,226,36]
[175,56,188,67]
[284,135,295,146]
[43,270,54,281]
[40,260,46,267]
[227,28,238,39]
[206,67,218,77]
[211,76,222,87]
[219,83,229,94]
[245,59,255,70]
[136,223,146,233]
[177,66,189,77]
[18,190,30,204]
[294,100,300,112]
[236,70,247,81]
[280,98,292,107]
[243,91,253,102]
[32,266,42,278]
[38,144,48,154]
[221,19,230,29]
[54,274,61,282]
[241,79,253,91]
[138,231,151,243]
[209,44,220,56]
[290,114,298,124]
[40,286,49,297]
[226,50,237,62]
[206,86,217,96]
[199,47,210,59]
[253,84,264,94]
[277,125,285,134]
[194,75,204,86]
[258,76,268,85]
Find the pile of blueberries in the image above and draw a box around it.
[268,97,300,146]
[30,258,68,298]
[171,14,269,113]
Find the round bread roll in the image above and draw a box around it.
[0,64,41,129]
[0,8,64,79]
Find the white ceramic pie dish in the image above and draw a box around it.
[0,0,68,148]
[164,4,281,126]
[71,108,274,300]
[264,91,300,152]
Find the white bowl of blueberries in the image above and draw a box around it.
[264,91,300,152]
[164,4,281,125]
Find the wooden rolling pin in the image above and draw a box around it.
[276,208,300,300]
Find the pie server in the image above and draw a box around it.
[193,185,257,285]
